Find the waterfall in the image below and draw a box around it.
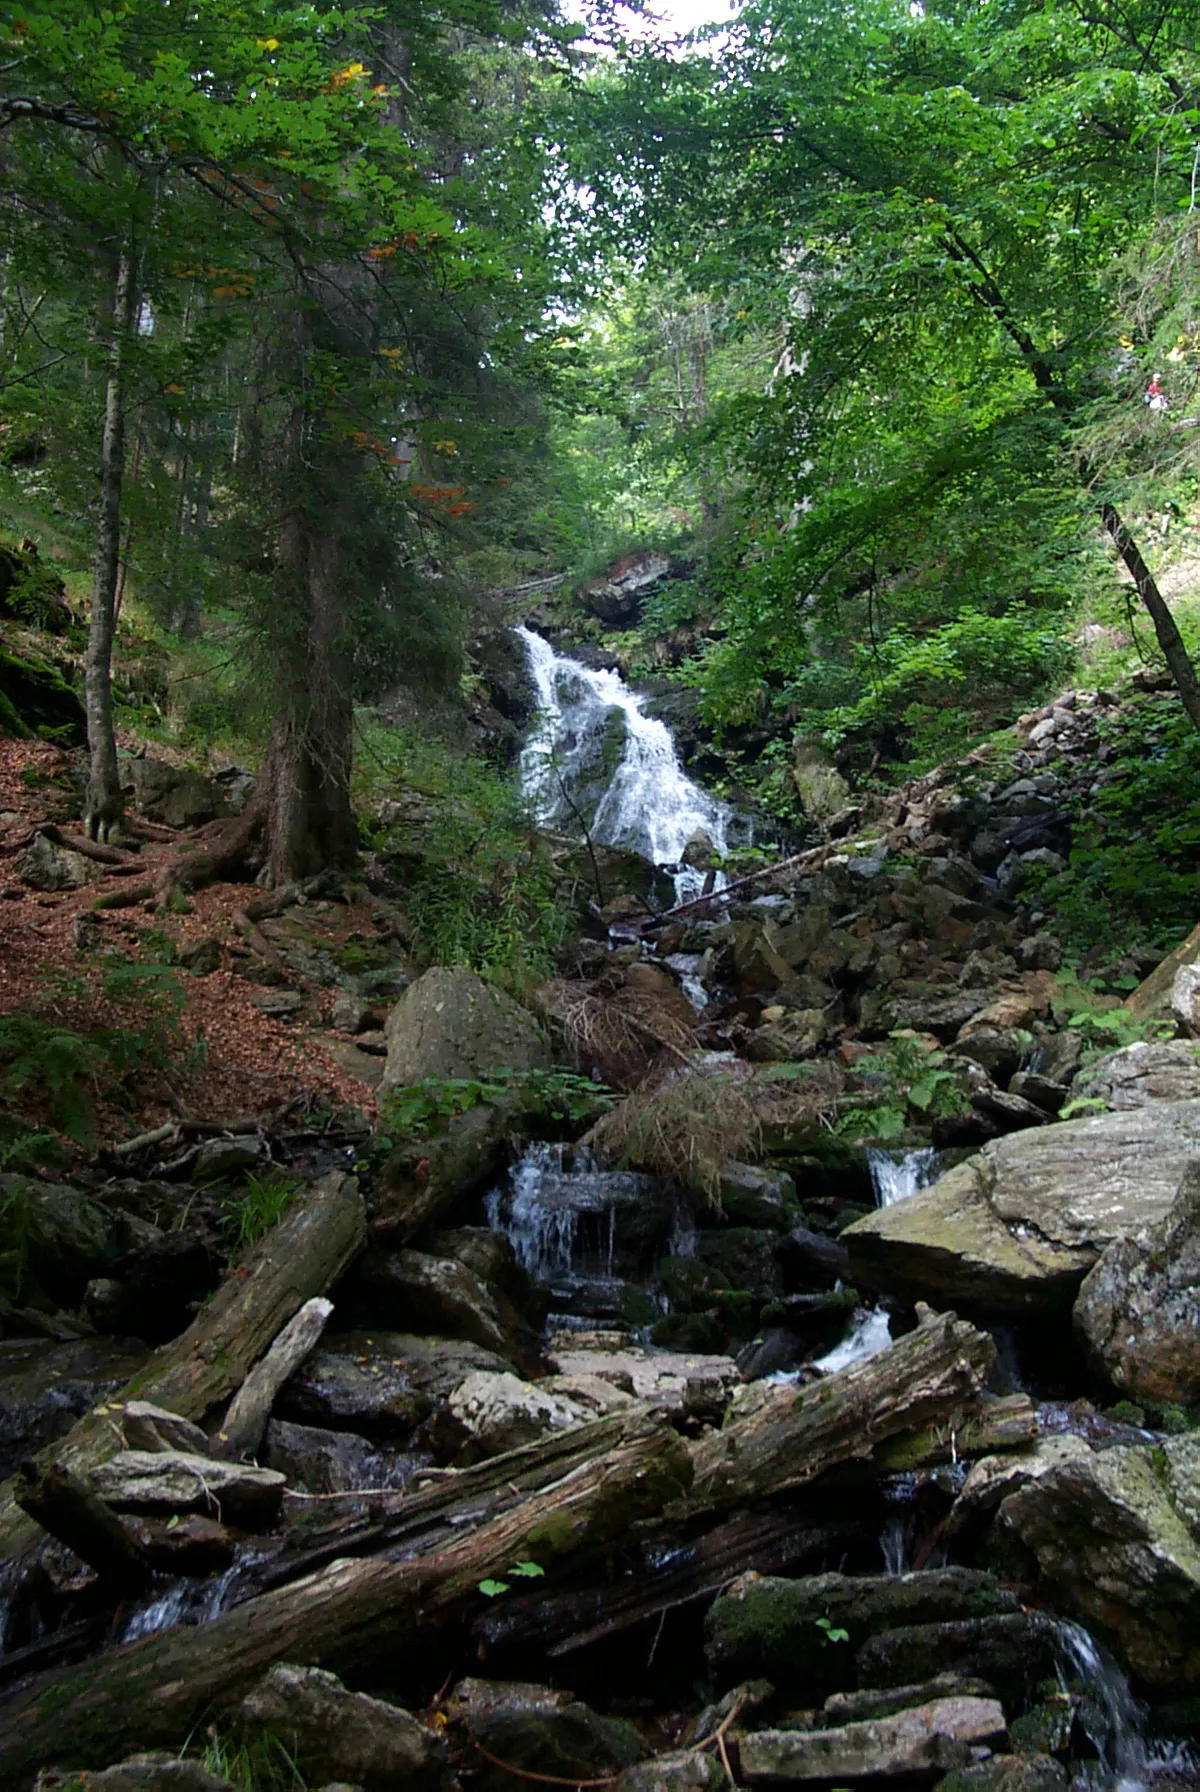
[867,1146,942,1207]
[516,624,736,901]
[1057,1620,1149,1789]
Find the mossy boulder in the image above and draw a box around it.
[0,641,84,741]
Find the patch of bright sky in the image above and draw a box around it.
[570,0,738,51]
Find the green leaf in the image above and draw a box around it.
[508,1560,545,1578]
[478,1579,510,1597]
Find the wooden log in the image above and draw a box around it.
[677,1309,997,1521]
[0,1413,692,1785]
[13,1460,153,1591]
[214,1296,333,1462]
[871,1392,1038,1474]
[0,1172,365,1567]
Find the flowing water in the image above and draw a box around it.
[517,625,740,901]
[866,1145,942,1206]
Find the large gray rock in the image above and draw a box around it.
[381,966,548,1092]
[844,1101,1200,1314]
[1000,1435,1200,1686]
[1074,1162,1200,1404]
[277,1332,512,1439]
[739,1697,1008,1783]
[263,1418,418,1494]
[17,830,89,890]
[243,1663,451,1791]
[1070,1041,1200,1110]
[123,757,229,828]
[91,1450,285,1523]
[716,1162,797,1229]
[456,1680,647,1788]
[856,1612,1059,1706]
[705,1569,1018,1702]
[344,1250,520,1357]
[54,1758,233,1792]
[448,1370,592,1455]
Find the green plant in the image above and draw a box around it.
[220,1173,301,1253]
[379,1069,611,1146]
[815,1617,850,1645]
[832,1034,968,1141]
[193,1725,304,1792]
[478,1560,546,1598]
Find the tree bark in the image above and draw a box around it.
[13,1461,153,1592]
[678,1308,997,1521]
[1101,502,1200,730]
[84,243,139,842]
[0,1415,692,1784]
[0,1172,365,1568]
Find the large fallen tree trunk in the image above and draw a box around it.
[0,1413,691,1785]
[677,1308,998,1521]
[0,1172,365,1567]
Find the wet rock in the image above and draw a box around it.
[934,1757,1069,1792]
[772,1226,850,1292]
[736,1329,807,1381]
[0,1335,146,1478]
[193,1135,266,1180]
[120,1401,210,1455]
[696,1230,785,1305]
[377,1101,513,1234]
[18,831,89,890]
[12,1175,157,1306]
[1069,1041,1200,1110]
[1000,1436,1200,1686]
[705,1569,1019,1702]
[457,1682,647,1788]
[242,1663,452,1792]
[124,758,229,828]
[126,1511,239,1574]
[857,1613,1059,1707]
[381,966,549,1092]
[448,1370,592,1455]
[1074,1161,1200,1404]
[617,1751,731,1792]
[46,1757,235,1792]
[739,1697,1008,1783]
[682,829,718,871]
[278,1332,512,1440]
[91,1449,286,1522]
[341,1249,522,1358]
[263,1418,418,1493]
[822,1676,998,1725]
[844,1101,1200,1315]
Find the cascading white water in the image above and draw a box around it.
[1058,1620,1149,1790]
[813,1306,894,1373]
[516,624,736,902]
[867,1146,942,1207]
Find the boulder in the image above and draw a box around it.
[10,1176,157,1305]
[1170,965,1200,1035]
[332,993,375,1034]
[382,966,549,1092]
[341,1249,522,1358]
[448,1370,592,1455]
[705,1569,1019,1702]
[120,1402,210,1456]
[1000,1436,1200,1686]
[263,1418,418,1494]
[546,1340,739,1417]
[457,1681,647,1788]
[1126,919,1200,1022]
[739,1698,1008,1783]
[123,757,229,828]
[856,1613,1059,1706]
[1069,1041,1200,1111]
[0,641,85,742]
[1073,1162,1200,1404]
[242,1663,452,1791]
[91,1450,286,1523]
[377,1100,514,1235]
[934,1758,1069,1792]
[579,550,673,626]
[52,1758,234,1792]
[0,1335,147,1479]
[844,1101,1200,1315]
[277,1332,512,1440]
[17,830,89,890]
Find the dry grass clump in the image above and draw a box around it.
[536,970,697,1091]
[586,1059,844,1201]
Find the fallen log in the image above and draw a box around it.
[677,1308,997,1521]
[0,1412,692,1785]
[0,1172,365,1568]
[13,1461,153,1592]
[214,1297,333,1462]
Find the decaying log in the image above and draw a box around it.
[872,1392,1038,1474]
[0,1413,692,1785]
[13,1461,152,1592]
[678,1309,997,1521]
[214,1296,333,1461]
[0,1172,365,1567]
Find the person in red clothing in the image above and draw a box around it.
[1145,373,1169,411]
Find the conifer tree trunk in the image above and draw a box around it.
[1101,502,1200,731]
[84,243,138,841]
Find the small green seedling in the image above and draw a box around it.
[477,1560,546,1598]
[815,1617,850,1644]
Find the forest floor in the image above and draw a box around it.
[0,736,377,1139]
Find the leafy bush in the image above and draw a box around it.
[378,1069,611,1146]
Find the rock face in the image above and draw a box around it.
[242,1663,452,1791]
[263,1418,418,1493]
[844,1102,1200,1314]
[1069,1041,1200,1110]
[739,1697,1008,1783]
[381,966,549,1091]
[1073,1162,1200,1403]
[448,1370,592,1455]
[344,1250,522,1358]
[999,1435,1200,1687]
[91,1450,286,1523]
[277,1331,512,1439]
[123,757,229,828]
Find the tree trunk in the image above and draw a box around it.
[0,1172,365,1568]
[84,244,139,842]
[1101,502,1200,730]
[0,1415,692,1784]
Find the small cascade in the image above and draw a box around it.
[814,1306,893,1373]
[867,1146,942,1207]
[119,1560,244,1645]
[1057,1620,1150,1789]
[516,625,741,901]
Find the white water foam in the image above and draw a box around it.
[814,1306,894,1373]
[867,1146,942,1207]
[517,624,736,902]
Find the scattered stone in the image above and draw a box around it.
[277,1332,512,1440]
[547,1342,740,1416]
[263,1418,417,1494]
[17,830,89,891]
[822,1675,997,1725]
[242,1663,452,1792]
[332,993,374,1034]
[176,937,222,976]
[617,1751,731,1792]
[0,1335,147,1480]
[91,1449,286,1523]
[192,1135,266,1181]
[458,1683,647,1788]
[739,1697,1007,1782]
[1069,1041,1200,1110]
[124,758,229,828]
[120,1401,211,1456]
[448,1370,593,1455]
[249,988,304,1018]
